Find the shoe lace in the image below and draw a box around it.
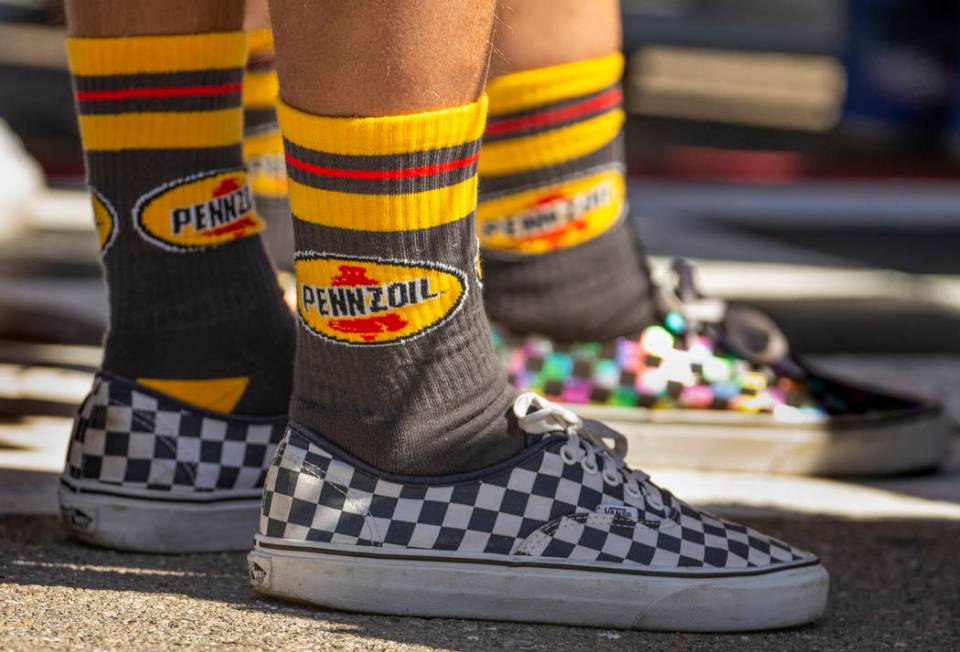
[655,257,790,366]
[513,393,659,505]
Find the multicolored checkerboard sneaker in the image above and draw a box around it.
[493,260,953,476]
[249,393,829,631]
[59,373,286,552]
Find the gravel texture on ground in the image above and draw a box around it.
[1,514,957,651]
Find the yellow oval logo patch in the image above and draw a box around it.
[296,253,468,346]
[133,168,266,252]
[91,190,117,254]
[477,168,624,255]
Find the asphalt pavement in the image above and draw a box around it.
[2,514,957,651]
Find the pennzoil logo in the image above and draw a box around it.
[133,168,266,252]
[91,189,117,255]
[295,253,467,346]
[477,169,624,255]
[482,181,612,248]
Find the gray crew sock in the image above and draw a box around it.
[69,31,293,416]
[477,53,657,341]
[279,97,523,475]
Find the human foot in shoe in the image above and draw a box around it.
[492,259,952,476]
[249,394,829,632]
[59,373,286,552]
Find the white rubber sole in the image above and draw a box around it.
[248,539,830,632]
[571,405,955,476]
[58,480,261,553]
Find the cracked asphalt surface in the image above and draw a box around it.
[2,514,958,651]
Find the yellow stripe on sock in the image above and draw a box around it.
[67,32,247,76]
[243,129,283,160]
[243,70,279,109]
[78,109,242,151]
[250,173,288,198]
[486,53,624,116]
[244,129,288,197]
[277,96,487,156]
[478,109,624,177]
[288,176,477,232]
[137,376,249,413]
[247,28,274,57]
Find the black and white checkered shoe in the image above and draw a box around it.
[248,393,829,632]
[59,372,286,552]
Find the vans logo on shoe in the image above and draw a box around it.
[60,505,93,530]
[295,252,467,346]
[248,561,267,585]
[91,189,117,255]
[598,504,640,522]
[478,170,623,255]
[133,168,266,252]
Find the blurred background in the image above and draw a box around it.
[0,0,959,514]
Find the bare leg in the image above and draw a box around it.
[244,0,270,31]
[65,0,243,36]
[491,0,621,77]
[269,0,495,115]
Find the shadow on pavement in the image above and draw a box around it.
[1,513,958,649]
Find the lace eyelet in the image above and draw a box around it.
[602,469,621,486]
[625,485,643,499]
[642,486,664,510]
[581,458,599,474]
[559,445,578,465]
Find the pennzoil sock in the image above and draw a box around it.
[478,53,657,340]
[67,32,293,415]
[277,96,522,474]
[243,27,293,270]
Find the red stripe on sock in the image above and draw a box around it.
[76,82,242,102]
[284,151,479,180]
[485,87,623,138]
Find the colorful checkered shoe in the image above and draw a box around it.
[59,373,286,552]
[493,260,953,476]
[248,394,829,632]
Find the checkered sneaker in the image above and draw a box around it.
[63,373,286,496]
[491,257,924,421]
[259,398,813,573]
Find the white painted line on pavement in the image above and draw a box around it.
[0,365,93,404]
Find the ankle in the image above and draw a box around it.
[289,389,524,476]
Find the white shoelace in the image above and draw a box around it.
[513,393,659,505]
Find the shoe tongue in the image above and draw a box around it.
[579,418,628,459]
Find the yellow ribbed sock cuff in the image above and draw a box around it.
[247,28,274,58]
[278,97,487,232]
[243,71,279,109]
[67,32,247,76]
[480,54,625,177]
[68,32,247,152]
[277,97,487,156]
[486,53,624,116]
[244,28,279,110]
